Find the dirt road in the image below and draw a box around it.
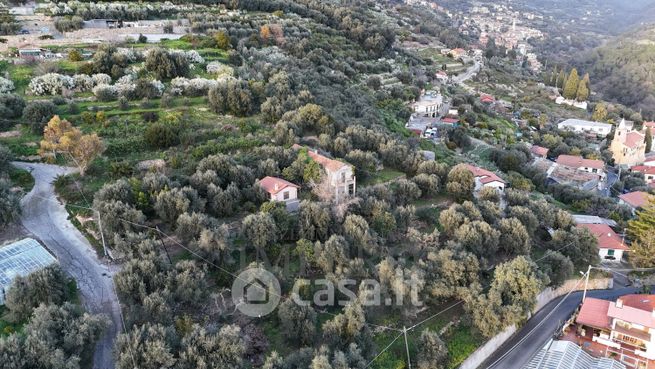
[12,162,120,369]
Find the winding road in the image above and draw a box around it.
[12,162,120,369]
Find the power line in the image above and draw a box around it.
[365,331,405,368]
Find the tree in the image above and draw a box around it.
[422,248,479,301]
[592,103,608,122]
[629,198,655,266]
[68,49,82,62]
[498,218,530,255]
[454,220,500,258]
[446,164,474,201]
[491,256,543,314]
[214,31,231,50]
[576,73,590,101]
[115,323,177,369]
[556,69,566,89]
[298,201,331,241]
[23,100,57,134]
[0,178,20,226]
[177,325,246,369]
[144,48,189,80]
[278,296,317,345]
[538,250,574,287]
[241,212,278,251]
[646,127,652,153]
[550,228,599,267]
[39,115,104,175]
[321,301,368,347]
[563,68,579,100]
[417,329,447,369]
[4,265,69,322]
[631,237,655,268]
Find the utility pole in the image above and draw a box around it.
[582,264,592,302]
[403,326,412,369]
[156,226,173,265]
[95,210,108,258]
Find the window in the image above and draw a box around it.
[348,184,355,195]
[283,191,289,200]
[607,249,615,256]
[341,172,346,182]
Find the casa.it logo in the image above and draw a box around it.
[232,267,281,317]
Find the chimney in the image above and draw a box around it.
[274,183,279,191]
[616,298,623,308]
[652,309,655,318]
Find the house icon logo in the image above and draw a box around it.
[232,267,281,317]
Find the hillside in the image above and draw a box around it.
[575,25,655,118]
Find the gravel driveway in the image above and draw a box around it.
[12,162,120,369]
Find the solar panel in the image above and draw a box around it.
[0,238,57,305]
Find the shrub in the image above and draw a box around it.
[144,123,178,148]
[23,100,57,133]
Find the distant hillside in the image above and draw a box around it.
[575,25,655,118]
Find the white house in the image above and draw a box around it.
[412,91,443,118]
[576,223,628,262]
[464,164,506,192]
[557,119,612,137]
[257,176,300,211]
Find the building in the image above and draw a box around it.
[0,238,57,305]
[547,165,601,191]
[435,71,448,83]
[555,155,605,179]
[611,119,647,167]
[572,214,618,228]
[464,164,506,192]
[530,145,549,159]
[630,165,655,185]
[558,119,612,137]
[618,191,653,213]
[297,147,356,203]
[576,295,655,362]
[257,176,300,211]
[576,223,628,261]
[412,91,443,118]
[524,340,625,369]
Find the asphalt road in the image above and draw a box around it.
[480,286,638,369]
[12,162,120,369]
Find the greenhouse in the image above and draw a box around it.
[0,238,57,305]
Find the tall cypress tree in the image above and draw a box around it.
[576,73,590,101]
[646,127,652,153]
[563,68,579,100]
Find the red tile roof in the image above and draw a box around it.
[608,299,655,329]
[556,155,605,170]
[306,149,351,172]
[619,294,655,311]
[631,166,655,175]
[441,117,459,124]
[625,131,645,149]
[576,224,628,250]
[480,94,495,103]
[464,164,506,184]
[577,298,611,330]
[292,145,352,172]
[258,176,299,195]
[644,121,655,130]
[619,191,652,209]
[530,145,549,157]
